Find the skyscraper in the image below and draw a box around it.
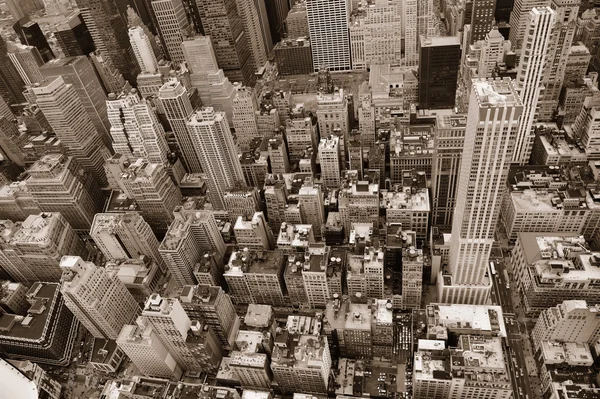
[232,84,259,151]
[91,212,168,273]
[7,42,43,85]
[31,77,111,186]
[0,36,26,107]
[54,12,96,57]
[509,0,549,50]
[470,0,497,43]
[14,20,54,62]
[60,256,139,340]
[75,0,140,83]
[186,108,244,210]
[318,136,341,188]
[106,89,169,164]
[129,26,159,73]
[512,7,555,165]
[159,79,202,173]
[306,0,351,71]
[264,0,290,44]
[195,0,255,84]
[235,0,272,70]
[418,36,461,109]
[151,0,190,64]
[439,78,523,304]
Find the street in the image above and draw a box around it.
[491,250,541,399]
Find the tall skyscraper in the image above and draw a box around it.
[0,36,26,107]
[54,12,96,57]
[151,0,190,64]
[235,0,272,70]
[264,0,290,44]
[159,79,202,173]
[439,78,523,304]
[60,256,139,340]
[509,0,549,50]
[470,0,497,43]
[106,89,169,164]
[186,108,244,210]
[7,42,43,85]
[91,212,168,273]
[14,20,54,62]
[31,77,111,186]
[306,0,351,71]
[195,0,255,84]
[418,36,461,109]
[536,0,579,121]
[298,180,325,240]
[40,57,111,145]
[232,83,259,150]
[318,136,341,188]
[24,155,105,230]
[512,7,555,165]
[129,26,159,73]
[75,0,140,83]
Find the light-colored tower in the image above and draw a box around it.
[24,155,104,230]
[232,84,259,151]
[318,136,341,188]
[116,317,183,379]
[317,88,349,155]
[306,0,351,71]
[235,0,271,70]
[536,0,579,121]
[129,26,159,74]
[417,0,435,38]
[479,28,506,78]
[512,7,555,165]
[159,79,202,173]
[118,159,182,237]
[267,137,290,174]
[186,108,244,210]
[151,0,190,64]
[234,212,274,250]
[509,0,550,50]
[298,181,325,239]
[141,294,201,372]
[106,90,169,164]
[7,42,43,85]
[30,77,111,187]
[440,78,523,305]
[404,0,418,67]
[91,213,168,273]
[40,56,112,145]
[60,256,139,340]
[181,35,219,74]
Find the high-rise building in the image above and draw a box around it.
[318,136,341,188]
[186,108,244,210]
[440,79,523,304]
[60,256,139,340]
[432,113,466,229]
[40,57,111,144]
[91,212,167,273]
[30,77,111,186]
[286,1,309,39]
[195,0,254,84]
[0,36,26,107]
[536,0,580,122]
[116,317,183,379]
[179,284,239,348]
[159,79,202,173]
[232,84,259,151]
[234,212,275,251]
[418,36,461,109]
[181,35,218,75]
[267,137,289,174]
[106,90,169,164]
[54,12,95,57]
[512,8,555,165]
[141,294,203,372]
[89,52,130,94]
[235,0,271,70]
[0,282,79,366]
[347,246,385,299]
[274,38,313,76]
[285,106,317,161]
[223,187,262,222]
[306,0,351,71]
[0,281,28,314]
[7,42,43,85]
[317,88,349,155]
[470,0,497,43]
[0,213,88,284]
[118,159,182,237]
[338,180,379,238]
[14,20,54,63]
[23,155,104,230]
[129,26,159,74]
[151,0,190,64]
[160,209,226,286]
[509,0,549,50]
[75,0,140,83]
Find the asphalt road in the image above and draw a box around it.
[491,253,536,399]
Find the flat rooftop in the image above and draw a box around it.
[427,304,507,337]
[225,249,284,275]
